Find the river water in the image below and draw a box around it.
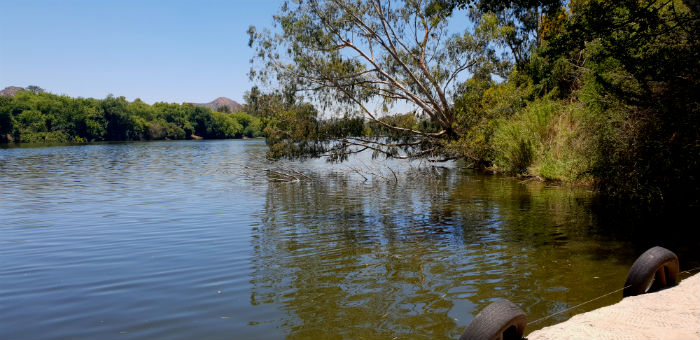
[1,140,697,339]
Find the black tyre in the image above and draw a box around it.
[459,299,527,340]
[623,246,679,297]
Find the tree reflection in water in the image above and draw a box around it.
[246,164,700,339]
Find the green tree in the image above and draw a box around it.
[0,97,15,141]
[25,85,45,94]
[428,0,563,66]
[230,112,262,137]
[101,95,136,140]
[243,86,262,116]
[523,0,700,203]
[0,91,262,144]
[249,0,509,160]
[474,0,700,202]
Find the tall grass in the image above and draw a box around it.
[491,97,594,182]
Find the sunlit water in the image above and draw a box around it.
[1,140,697,339]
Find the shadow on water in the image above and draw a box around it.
[587,199,700,272]
[2,140,697,339]
[249,165,699,339]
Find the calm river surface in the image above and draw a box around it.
[1,140,697,339]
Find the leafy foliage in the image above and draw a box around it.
[431,0,699,203]
[249,0,511,160]
[532,0,700,203]
[0,90,262,144]
[248,0,699,204]
[428,0,564,65]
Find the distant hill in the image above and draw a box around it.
[0,86,24,97]
[195,97,243,113]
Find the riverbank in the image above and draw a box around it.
[528,272,700,340]
[0,90,262,144]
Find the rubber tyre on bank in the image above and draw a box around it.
[623,246,679,297]
[459,299,527,340]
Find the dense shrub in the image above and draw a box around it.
[0,91,261,144]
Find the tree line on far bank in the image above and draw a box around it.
[0,89,262,144]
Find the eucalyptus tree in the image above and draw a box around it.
[249,0,509,161]
[429,0,562,66]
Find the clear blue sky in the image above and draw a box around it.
[0,0,281,104]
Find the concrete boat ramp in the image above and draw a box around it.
[527,273,700,339]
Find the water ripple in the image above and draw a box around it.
[2,140,697,339]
